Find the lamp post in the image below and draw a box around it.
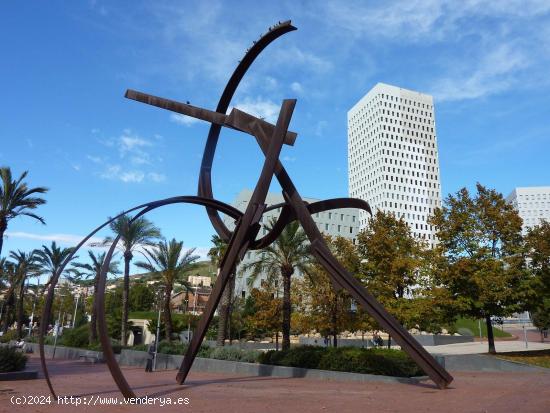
[153,286,164,372]
[187,286,198,343]
[52,309,62,359]
[275,279,279,351]
[72,294,80,328]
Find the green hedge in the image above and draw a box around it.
[0,346,28,372]
[258,346,424,377]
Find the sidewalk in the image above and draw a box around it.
[424,326,550,355]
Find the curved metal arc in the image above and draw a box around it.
[39,195,243,398]
[198,21,296,241]
[249,197,372,249]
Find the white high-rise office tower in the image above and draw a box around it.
[506,186,550,234]
[347,83,442,245]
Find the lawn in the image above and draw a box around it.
[452,318,513,338]
[496,350,550,369]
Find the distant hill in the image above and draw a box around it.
[107,260,217,286]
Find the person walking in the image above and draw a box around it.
[145,339,155,372]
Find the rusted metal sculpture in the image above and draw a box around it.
[39,20,453,399]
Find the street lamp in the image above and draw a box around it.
[153,286,164,372]
[186,286,198,343]
[72,294,80,328]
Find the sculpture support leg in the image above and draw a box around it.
[176,99,296,384]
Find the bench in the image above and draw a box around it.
[78,351,104,363]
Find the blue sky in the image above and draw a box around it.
[2,1,550,275]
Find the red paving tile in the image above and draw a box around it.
[1,356,549,413]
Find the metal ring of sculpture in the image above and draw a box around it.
[39,20,453,399]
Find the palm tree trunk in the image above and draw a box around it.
[486,315,496,354]
[281,270,292,351]
[89,274,99,344]
[216,282,230,347]
[163,285,173,341]
[0,218,6,257]
[216,271,236,346]
[16,282,25,339]
[121,251,131,346]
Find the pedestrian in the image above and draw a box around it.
[145,339,155,372]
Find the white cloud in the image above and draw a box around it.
[282,156,296,162]
[234,97,280,123]
[431,43,529,101]
[5,231,104,248]
[170,113,199,126]
[87,155,102,163]
[99,164,166,184]
[324,0,550,42]
[273,46,332,74]
[147,172,166,182]
[290,82,303,94]
[119,131,152,155]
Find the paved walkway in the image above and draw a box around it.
[1,356,549,413]
[424,326,550,355]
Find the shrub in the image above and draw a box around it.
[209,347,260,362]
[0,330,18,343]
[87,340,122,354]
[0,346,28,372]
[60,325,89,349]
[259,346,424,377]
[153,340,211,357]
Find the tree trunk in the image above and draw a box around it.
[332,294,338,348]
[387,334,392,349]
[281,269,292,351]
[16,282,25,339]
[1,287,14,333]
[0,218,6,257]
[121,251,132,346]
[485,315,496,354]
[216,271,233,347]
[89,273,99,344]
[227,273,235,345]
[163,285,173,341]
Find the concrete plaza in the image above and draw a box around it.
[1,355,549,413]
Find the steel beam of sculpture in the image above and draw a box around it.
[39,20,453,399]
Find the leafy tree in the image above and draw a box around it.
[72,251,120,344]
[244,287,281,341]
[242,220,311,350]
[129,282,155,312]
[429,184,526,353]
[525,220,550,339]
[294,236,361,347]
[0,167,48,256]
[135,238,199,341]
[9,250,39,338]
[356,211,428,344]
[99,215,161,346]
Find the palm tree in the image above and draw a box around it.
[9,250,40,338]
[208,235,232,346]
[0,167,48,256]
[34,241,78,294]
[242,220,311,350]
[72,251,120,344]
[136,238,199,341]
[100,215,161,346]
